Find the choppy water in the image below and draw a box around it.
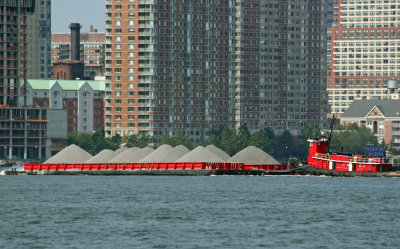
[0,176,399,249]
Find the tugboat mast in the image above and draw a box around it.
[326,115,336,154]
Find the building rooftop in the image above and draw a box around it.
[341,100,400,119]
[27,79,105,91]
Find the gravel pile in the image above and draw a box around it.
[85,149,116,163]
[115,147,128,155]
[228,146,280,165]
[44,144,93,164]
[173,145,190,158]
[108,147,151,163]
[205,145,231,161]
[138,144,173,163]
[175,146,225,163]
[141,147,154,155]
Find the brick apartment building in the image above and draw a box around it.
[26,79,105,133]
[104,0,329,141]
[327,0,400,115]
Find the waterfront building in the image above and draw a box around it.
[26,0,52,79]
[105,0,235,142]
[26,79,105,133]
[0,107,67,161]
[104,0,329,140]
[257,0,329,135]
[327,0,400,115]
[0,0,35,106]
[0,0,67,161]
[340,99,400,150]
[52,26,105,79]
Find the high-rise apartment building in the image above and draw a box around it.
[0,0,67,161]
[233,1,261,132]
[0,0,36,106]
[105,0,235,142]
[26,0,51,79]
[327,0,400,115]
[257,1,328,135]
[52,27,105,79]
[105,0,329,140]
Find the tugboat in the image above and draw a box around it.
[292,117,398,177]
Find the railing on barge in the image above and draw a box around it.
[24,162,289,172]
[314,153,393,164]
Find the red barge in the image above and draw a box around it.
[21,162,290,176]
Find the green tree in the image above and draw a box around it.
[249,128,272,152]
[111,133,123,150]
[68,132,95,155]
[301,124,321,141]
[274,130,294,159]
[91,127,115,153]
[330,123,378,154]
[124,134,153,148]
[236,125,250,149]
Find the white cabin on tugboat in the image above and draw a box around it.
[307,139,393,173]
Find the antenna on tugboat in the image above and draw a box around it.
[326,115,336,154]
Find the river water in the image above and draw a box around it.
[0,176,399,248]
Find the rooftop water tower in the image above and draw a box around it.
[388,79,399,93]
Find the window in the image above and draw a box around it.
[115,20,121,26]
[128,83,134,89]
[128,107,135,112]
[129,20,134,25]
[128,115,135,120]
[115,36,121,41]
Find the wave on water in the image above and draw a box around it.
[0,163,24,175]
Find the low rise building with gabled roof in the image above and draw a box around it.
[340,100,400,150]
[25,79,105,133]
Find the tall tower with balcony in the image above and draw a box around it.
[0,0,35,106]
[105,0,235,143]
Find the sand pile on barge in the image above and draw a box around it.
[115,147,128,155]
[44,144,93,164]
[139,144,190,163]
[228,146,279,165]
[175,146,225,163]
[108,147,152,163]
[206,145,231,161]
[141,146,155,155]
[138,144,173,163]
[85,149,116,163]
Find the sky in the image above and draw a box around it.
[52,0,105,33]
